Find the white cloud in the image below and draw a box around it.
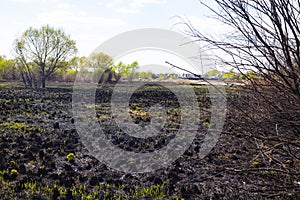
[32,8,125,56]
[6,0,61,2]
[184,15,233,35]
[56,3,77,10]
[7,0,33,2]
[104,0,166,14]
[116,7,140,14]
[130,0,166,8]
[35,10,125,29]
[180,16,236,69]
[106,0,123,9]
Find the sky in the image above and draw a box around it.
[0,0,229,73]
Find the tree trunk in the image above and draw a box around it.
[41,63,45,88]
[42,78,46,88]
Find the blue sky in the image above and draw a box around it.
[0,0,226,57]
[0,0,231,73]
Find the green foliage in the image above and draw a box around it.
[158,74,165,80]
[93,67,105,80]
[206,69,220,77]
[112,61,139,81]
[70,56,89,72]
[89,53,113,72]
[1,121,29,130]
[169,73,177,79]
[147,72,153,80]
[139,71,148,79]
[14,25,77,88]
[53,60,70,75]
[112,61,125,74]
[202,121,210,128]
[0,56,18,80]
[221,70,239,79]
[87,53,115,81]
[10,169,18,175]
[66,153,76,161]
[0,176,179,200]
[65,69,77,76]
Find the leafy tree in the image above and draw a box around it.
[0,56,19,80]
[147,72,153,80]
[0,56,4,66]
[112,61,126,81]
[14,25,77,88]
[112,61,139,82]
[221,70,239,79]
[70,56,89,72]
[205,69,220,77]
[158,74,165,80]
[139,71,148,80]
[169,73,177,79]
[88,53,113,81]
[68,56,92,82]
[89,52,113,71]
[125,61,139,82]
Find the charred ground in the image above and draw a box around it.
[0,82,299,199]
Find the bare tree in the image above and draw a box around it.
[176,0,300,198]
[181,0,300,100]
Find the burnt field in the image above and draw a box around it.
[0,82,299,199]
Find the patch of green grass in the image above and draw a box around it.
[1,121,29,130]
[0,99,11,103]
[0,175,181,200]
[0,121,42,133]
[0,82,23,88]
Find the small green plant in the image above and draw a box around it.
[202,121,210,128]
[260,170,275,175]
[252,161,260,166]
[10,169,18,175]
[58,186,67,195]
[66,153,76,161]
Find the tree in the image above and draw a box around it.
[14,25,77,88]
[88,53,113,81]
[221,70,239,80]
[205,69,220,77]
[147,72,153,80]
[0,56,18,80]
[112,61,139,82]
[112,61,126,81]
[124,61,139,82]
[158,73,165,80]
[89,52,113,71]
[67,56,91,82]
[70,56,89,72]
[139,71,148,80]
[177,1,300,197]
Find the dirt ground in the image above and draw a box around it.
[0,82,299,199]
